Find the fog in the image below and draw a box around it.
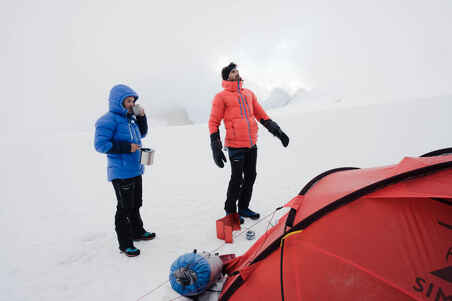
[2,0,452,134]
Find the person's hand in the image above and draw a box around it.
[212,145,227,168]
[131,143,141,152]
[278,131,289,147]
[210,131,227,168]
[133,104,145,116]
[260,119,289,147]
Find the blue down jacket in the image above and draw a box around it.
[94,84,148,181]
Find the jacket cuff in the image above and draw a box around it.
[260,118,272,126]
[136,114,146,121]
[107,140,131,154]
[210,131,220,141]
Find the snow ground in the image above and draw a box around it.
[1,96,451,300]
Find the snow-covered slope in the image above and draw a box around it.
[2,96,451,301]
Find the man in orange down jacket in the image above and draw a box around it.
[208,62,289,222]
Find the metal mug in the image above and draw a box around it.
[140,148,155,165]
[246,230,255,240]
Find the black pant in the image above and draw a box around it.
[225,146,258,214]
[112,175,145,250]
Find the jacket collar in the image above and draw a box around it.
[222,80,243,92]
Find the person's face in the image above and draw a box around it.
[228,68,240,81]
[122,96,135,112]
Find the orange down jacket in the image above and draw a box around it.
[209,80,270,148]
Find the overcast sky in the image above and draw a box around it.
[2,0,452,134]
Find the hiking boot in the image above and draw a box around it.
[239,208,260,220]
[120,247,140,257]
[133,231,156,241]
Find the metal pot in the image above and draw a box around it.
[140,148,155,165]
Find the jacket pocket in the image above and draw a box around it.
[123,151,140,167]
[232,119,248,142]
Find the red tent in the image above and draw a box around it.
[220,149,452,301]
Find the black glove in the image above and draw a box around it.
[210,131,227,168]
[260,119,289,147]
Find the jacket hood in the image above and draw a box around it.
[109,84,139,115]
[222,80,243,92]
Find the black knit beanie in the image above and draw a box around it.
[222,62,237,80]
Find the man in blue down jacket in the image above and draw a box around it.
[95,84,155,257]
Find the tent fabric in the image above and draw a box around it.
[420,147,452,157]
[220,153,452,300]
